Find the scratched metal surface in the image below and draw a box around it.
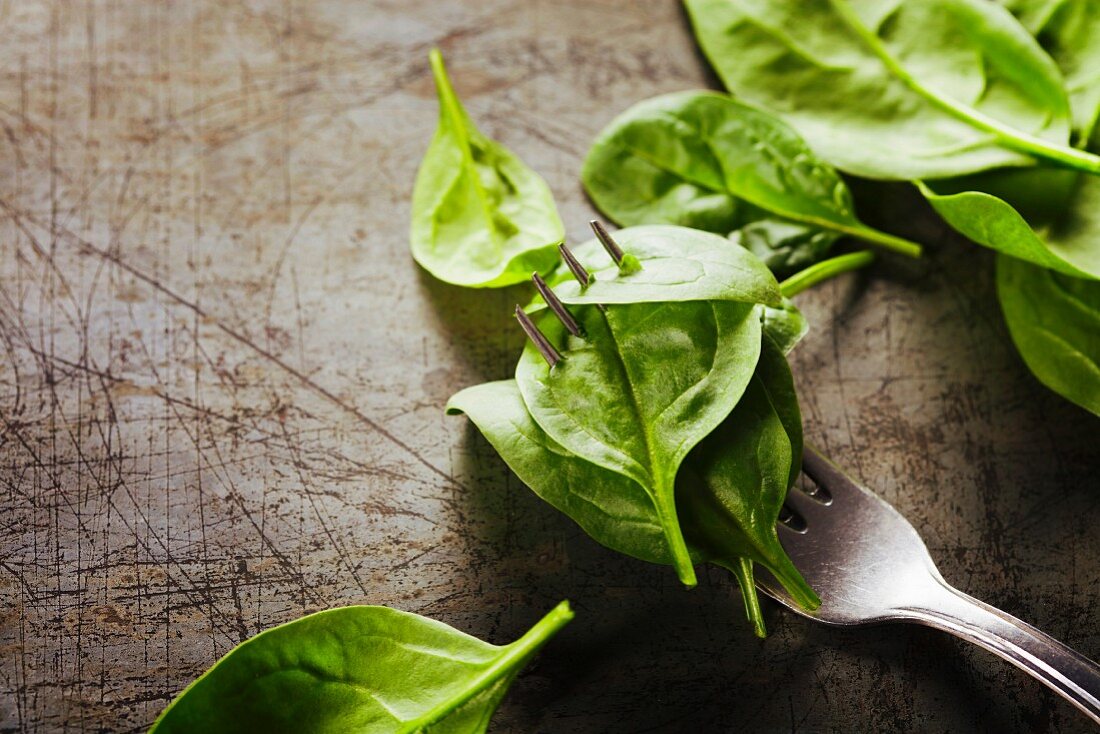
[0,1,1097,732]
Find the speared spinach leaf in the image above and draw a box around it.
[581,91,920,262]
[683,0,1100,179]
[451,224,819,631]
[996,254,1100,417]
[410,49,564,287]
[515,299,764,587]
[534,224,781,308]
[149,601,573,734]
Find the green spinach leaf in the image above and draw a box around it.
[677,336,817,635]
[581,91,920,259]
[996,254,1100,416]
[735,218,840,276]
[683,0,1100,179]
[410,49,564,287]
[918,176,1100,279]
[515,300,763,587]
[761,297,809,356]
[150,601,573,734]
[534,224,781,308]
[448,380,675,565]
[1000,0,1100,146]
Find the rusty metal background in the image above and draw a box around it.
[1,1,1097,732]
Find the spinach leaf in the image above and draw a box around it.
[150,601,573,734]
[735,218,840,276]
[448,380,675,564]
[410,49,564,287]
[515,300,763,587]
[534,224,781,308]
[761,298,809,356]
[581,92,920,260]
[683,0,1100,179]
[1000,0,1100,146]
[677,335,818,635]
[918,176,1100,279]
[996,254,1100,416]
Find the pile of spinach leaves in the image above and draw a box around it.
[683,0,1100,416]
[449,224,824,636]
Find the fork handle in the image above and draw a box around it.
[901,577,1100,724]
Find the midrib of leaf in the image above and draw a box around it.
[617,141,920,256]
[430,50,505,260]
[600,306,698,587]
[828,0,1100,174]
[395,601,573,734]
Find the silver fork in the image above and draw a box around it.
[757,445,1100,724]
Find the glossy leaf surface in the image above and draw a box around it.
[409,50,563,287]
[996,254,1100,416]
[515,300,762,587]
[150,602,573,734]
[684,0,1088,179]
[582,92,918,258]
[534,224,781,309]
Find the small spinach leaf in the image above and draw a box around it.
[410,49,564,287]
[677,337,818,635]
[515,300,763,587]
[761,298,809,356]
[581,92,919,259]
[996,254,1100,416]
[534,224,781,308]
[918,174,1100,279]
[735,218,840,276]
[150,601,573,734]
[683,0,1098,179]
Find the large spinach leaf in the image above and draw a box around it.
[915,0,1100,281]
[409,49,564,287]
[1000,0,1100,146]
[150,601,573,734]
[996,254,1100,416]
[534,224,781,308]
[581,91,920,260]
[683,0,1100,179]
[515,300,762,587]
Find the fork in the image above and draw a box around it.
[758,445,1100,724]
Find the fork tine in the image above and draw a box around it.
[801,444,863,499]
[782,483,831,525]
[532,272,585,338]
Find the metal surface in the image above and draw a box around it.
[760,447,1100,724]
[0,1,1097,732]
